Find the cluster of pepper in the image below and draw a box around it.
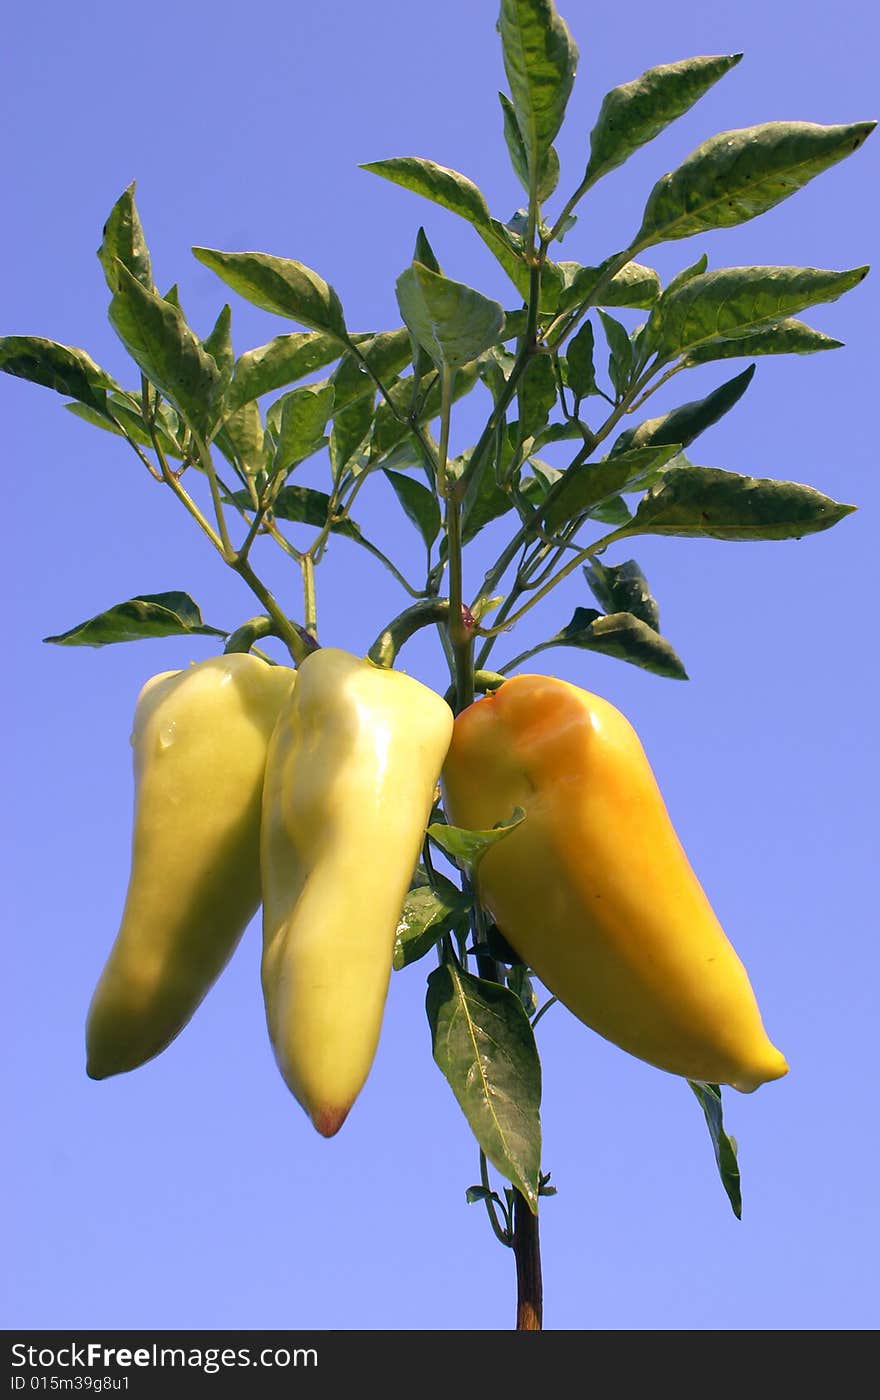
[86,647,786,1137]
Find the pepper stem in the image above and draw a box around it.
[367,599,451,669]
[513,1193,543,1331]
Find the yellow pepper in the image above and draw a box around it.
[86,653,295,1079]
[441,673,788,1093]
[261,647,454,1135]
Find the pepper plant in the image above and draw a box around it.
[2,0,872,1331]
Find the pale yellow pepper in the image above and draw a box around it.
[87,653,295,1078]
[442,674,788,1093]
[261,648,454,1135]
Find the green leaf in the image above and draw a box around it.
[44,592,224,647]
[664,252,709,297]
[635,120,875,248]
[498,0,578,193]
[269,383,335,472]
[0,337,118,415]
[253,484,338,530]
[597,310,633,398]
[413,226,442,276]
[98,182,153,293]
[409,229,443,387]
[66,393,182,458]
[689,1081,742,1219]
[682,317,844,366]
[330,395,373,478]
[361,157,530,298]
[557,259,661,313]
[428,809,526,869]
[586,55,742,186]
[523,606,687,679]
[426,962,542,1211]
[479,346,516,406]
[465,1185,504,1208]
[606,464,855,545]
[215,400,267,476]
[192,247,347,339]
[647,264,868,365]
[460,458,515,545]
[500,90,531,196]
[228,332,344,413]
[330,328,413,414]
[394,878,472,971]
[565,320,597,400]
[108,263,223,437]
[393,166,516,287]
[499,91,559,200]
[519,352,558,438]
[396,262,505,371]
[361,155,492,230]
[591,495,632,526]
[612,365,755,457]
[543,444,682,534]
[202,304,234,384]
[584,558,660,631]
[384,468,441,549]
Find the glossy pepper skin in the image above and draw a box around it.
[87,653,296,1079]
[442,674,788,1093]
[261,647,454,1136]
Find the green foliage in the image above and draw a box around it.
[690,1082,742,1219]
[44,593,224,647]
[585,55,742,187]
[394,876,472,970]
[557,260,661,313]
[426,962,542,1211]
[646,264,868,365]
[98,182,154,293]
[269,383,335,472]
[635,120,875,248]
[509,606,687,680]
[611,365,755,455]
[427,810,526,870]
[604,465,854,545]
[584,558,660,631]
[498,0,578,197]
[228,332,345,413]
[108,264,223,437]
[396,262,505,371]
[543,444,682,532]
[384,469,441,549]
[0,337,118,415]
[193,247,348,339]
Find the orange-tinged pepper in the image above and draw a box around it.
[442,674,788,1093]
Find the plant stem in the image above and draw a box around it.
[301,554,318,636]
[512,1194,543,1331]
[231,556,312,665]
[477,532,612,637]
[439,366,475,712]
[479,1152,513,1247]
[224,614,274,654]
[193,433,234,559]
[367,599,451,668]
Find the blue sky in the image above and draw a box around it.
[2,0,878,1330]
